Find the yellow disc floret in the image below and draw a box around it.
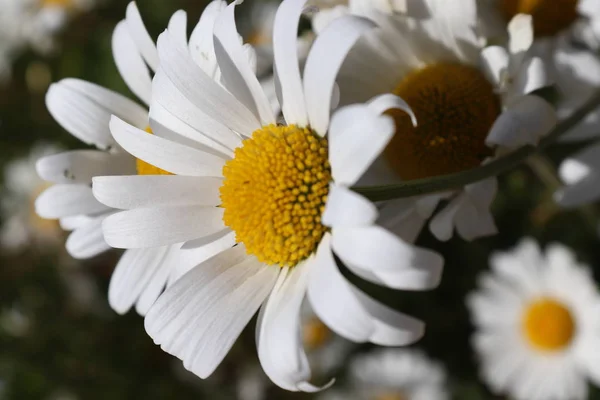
[303,317,332,351]
[522,297,576,352]
[220,124,331,267]
[136,127,173,176]
[501,0,579,38]
[385,63,500,181]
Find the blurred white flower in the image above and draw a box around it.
[0,305,31,337]
[0,0,96,81]
[93,0,444,392]
[468,239,600,400]
[320,348,448,400]
[479,0,600,141]
[1,143,63,251]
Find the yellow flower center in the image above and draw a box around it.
[220,124,331,267]
[136,127,173,176]
[373,393,407,400]
[522,297,576,351]
[384,63,500,181]
[302,317,332,350]
[501,0,579,38]
[41,0,74,7]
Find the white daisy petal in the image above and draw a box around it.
[322,184,378,227]
[480,46,509,87]
[144,246,279,379]
[331,226,443,290]
[257,261,333,392]
[508,14,534,56]
[307,234,425,345]
[125,2,159,71]
[367,93,417,125]
[513,56,550,96]
[168,10,188,48]
[46,79,148,150]
[272,0,309,126]
[486,95,557,148]
[151,72,242,153]
[102,205,225,249]
[36,184,111,219]
[36,150,135,184]
[213,1,275,125]
[109,246,170,315]
[112,20,153,105]
[188,0,227,75]
[304,15,376,135]
[328,103,395,185]
[65,215,112,259]
[110,116,226,177]
[93,175,222,209]
[156,30,260,137]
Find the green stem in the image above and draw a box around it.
[353,90,600,202]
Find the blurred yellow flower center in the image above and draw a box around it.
[41,0,74,7]
[136,127,173,176]
[522,297,576,351]
[220,124,331,267]
[384,63,500,181]
[501,0,579,37]
[373,393,407,400]
[303,317,332,350]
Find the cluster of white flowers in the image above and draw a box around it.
[20,0,600,398]
[0,0,96,81]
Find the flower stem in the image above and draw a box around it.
[353,90,600,202]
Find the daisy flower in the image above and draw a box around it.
[467,239,600,400]
[1,144,63,251]
[92,0,444,391]
[35,2,232,316]
[480,0,600,141]
[329,0,556,242]
[319,348,448,400]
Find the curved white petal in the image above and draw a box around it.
[168,10,188,48]
[480,46,509,87]
[304,15,375,135]
[46,79,147,150]
[110,116,225,177]
[331,226,443,290]
[65,215,112,259]
[508,14,533,56]
[109,246,170,315]
[257,261,333,392]
[156,30,260,137]
[93,175,222,209]
[328,103,395,185]
[272,0,308,126]
[102,205,225,249]
[214,2,275,125]
[151,72,242,153]
[367,93,416,125]
[307,234,424,345]
[36,184,112,219]
[36,150,135,184]
[189,0,227,76]
[144,246,279,379]
[125,2,159,71]
[486,95,556,148]
[322,184,378,227]
[112,20,152,105]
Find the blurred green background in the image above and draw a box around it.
[1,1,600,399]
